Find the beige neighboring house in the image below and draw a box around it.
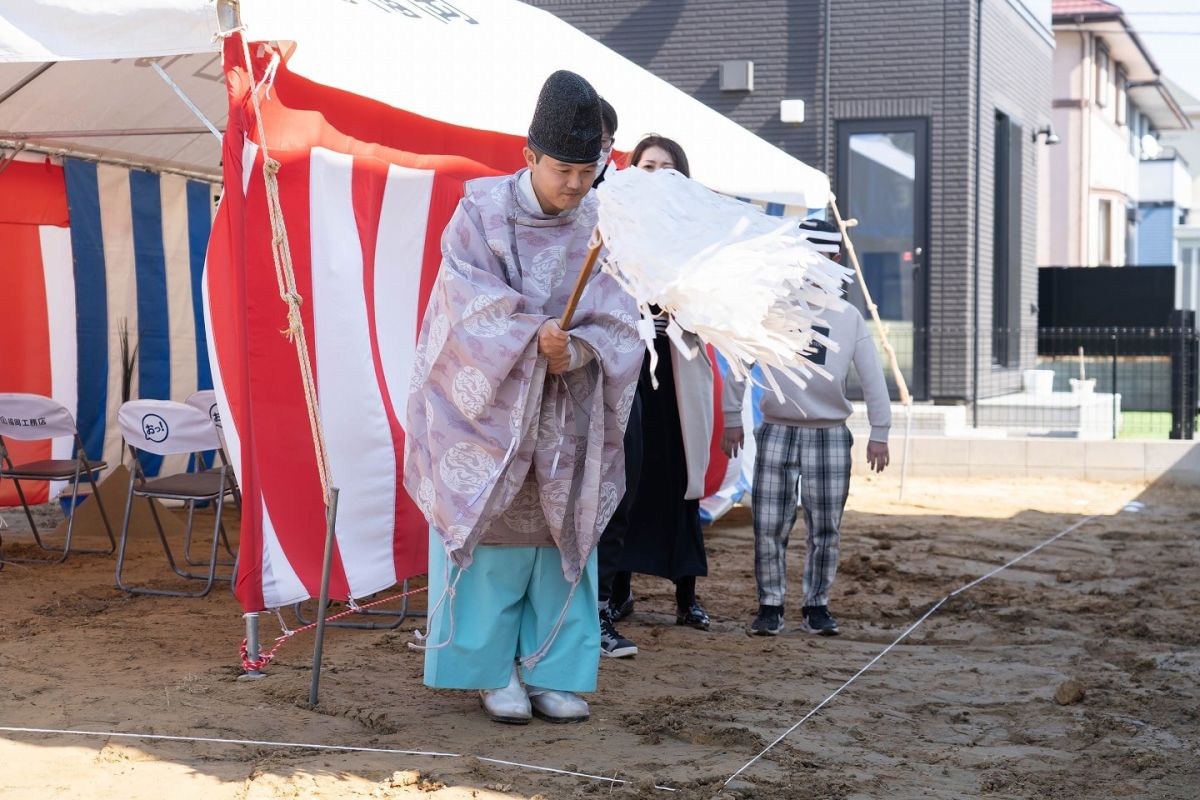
[1040,0,1190,268]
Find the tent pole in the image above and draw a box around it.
[309,487,340,707]
[239,612,265,680]
[151,62,223,141]
[0,62,54,109]
[0,139,220,183]
[0,142,25,178]
[7,127,218,139]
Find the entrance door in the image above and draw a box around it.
[836,119,929,400]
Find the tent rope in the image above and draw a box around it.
[216,27,333,503]
[241,584,428,672]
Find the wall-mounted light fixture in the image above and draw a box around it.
[1032,124,1061,145]
[780,99,805,124]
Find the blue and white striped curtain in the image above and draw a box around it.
[63,158,217,477]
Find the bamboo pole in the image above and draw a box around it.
[828,195,915,501]
[560,227,603,330]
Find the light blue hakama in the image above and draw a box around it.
[423,529,599,692]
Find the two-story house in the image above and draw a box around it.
[1040,0,1191,268]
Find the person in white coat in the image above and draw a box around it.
[607,135,715,632]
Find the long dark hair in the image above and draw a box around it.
[628,135,691,178]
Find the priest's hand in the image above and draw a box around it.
[721,426,744,458]
[539,319,571,374]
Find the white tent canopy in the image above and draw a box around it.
[0,0,828,207]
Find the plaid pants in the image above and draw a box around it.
[751,423,852,608]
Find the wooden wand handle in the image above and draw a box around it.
[559,227,603,330]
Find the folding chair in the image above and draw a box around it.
[184,389,222,432]
[183,389,240,567]
[0,393,115,565]
[114,399,234,598]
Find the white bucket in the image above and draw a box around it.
[1022,369,1054,395]
[1069,378,1096,395]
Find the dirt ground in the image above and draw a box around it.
[0,473,1197,799]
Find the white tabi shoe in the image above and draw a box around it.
[526,686,590,723]
[479,665,531,725]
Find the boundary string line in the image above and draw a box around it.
[723,513,1101,788]
[1,513,1104,794]
[0,726,676,793]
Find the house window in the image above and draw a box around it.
[1097,198,1113,265]
[1095,43,1111,108]
[1116,66,1127,126]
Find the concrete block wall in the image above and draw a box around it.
[851,434,1200,485]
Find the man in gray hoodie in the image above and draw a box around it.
[722,218,890,637]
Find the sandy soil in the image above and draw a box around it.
[0,474,1197,799]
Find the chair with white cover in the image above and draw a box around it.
[184,390,222,434]
[0,393,115,565]
[182,389,240,567]
[115,400,234,597]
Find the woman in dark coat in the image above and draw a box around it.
[609,135,714,631]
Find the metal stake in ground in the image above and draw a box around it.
[309,486,340,706]
[829,196,914,500]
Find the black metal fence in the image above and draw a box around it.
[850,324,1199,440]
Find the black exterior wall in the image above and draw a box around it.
[524,0,1053,402]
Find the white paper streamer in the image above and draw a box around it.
[596,167,851,400]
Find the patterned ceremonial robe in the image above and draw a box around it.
[405,169,643,584]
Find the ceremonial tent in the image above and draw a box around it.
[0,0,829,612]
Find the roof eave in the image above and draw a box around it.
[1127,82,1193,131]
[1052,11,1161,78]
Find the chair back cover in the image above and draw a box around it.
[0,393,78,441]
[184,390,221,429]
[118,400,220,457]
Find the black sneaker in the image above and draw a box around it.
[750,605,785,636]
[676,601,711,631]
[599,609,637,658]
[800,605,839,636]
[609,593,634,622]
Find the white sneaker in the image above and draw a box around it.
[479,664,531,724]
[526,686,589,723]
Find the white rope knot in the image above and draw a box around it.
[408,560,463,652]
[278,305,302,339]
[273,608,293,637]
[212,24,247,42]
[519,577,581,672]
[264,157,281,176]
